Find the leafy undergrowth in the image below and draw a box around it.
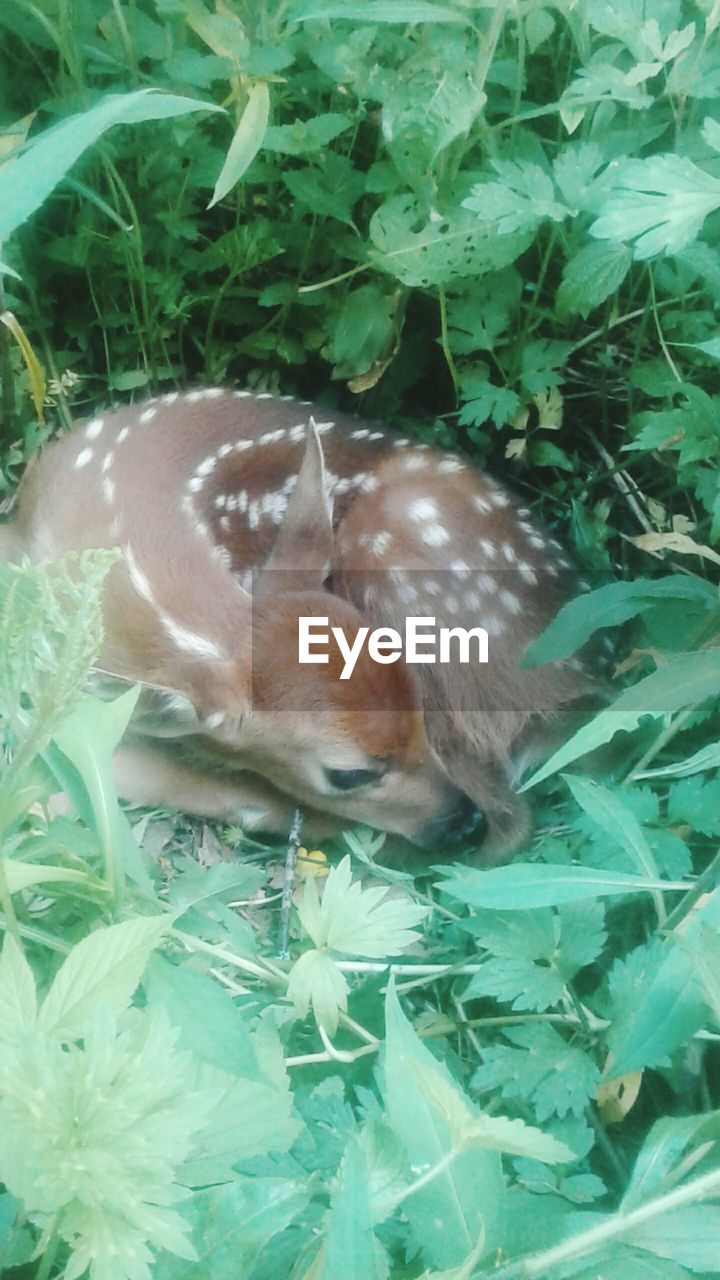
[2,1,720,1278]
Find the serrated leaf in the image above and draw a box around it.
[38,915,170,1039]
[623,1206,720,1270]
[144,955,261,1079]
[463,160,569,235]
[522,650,720,788]
[564,777,660,883]
[472,1023,599,1121]
[209,81,269,207]
[296,855,427,957]
[321,1135,388,1280]
[622,1111,720,1211]
[382,980,504,1268]
[590,155,720,259]
[557,239,632,317]
[263,112,352,155]
[438,864,688,911]
[287,948,348,1033]
[0,934,36,1045]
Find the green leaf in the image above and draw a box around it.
[330,284,396,379]
[321,1135,387,1280]
[144,955,261,1079]
[438,864,688,911]
[38,915,170,1040]
[48,686,152,895]
[557,240,632,317]
[263,112,353,155]
[462,900,606,1011]
[0,90,222,242]
[154,1177,308,1280]
[0,934,36,1045]
[296,1,469,22]
[623,1206,720,1271]
[283,153,365,224]
[382,981,505,1269]
[525,8,555,52]
[622,1111,720,1211]
[463,160,569,236]
[563,777,660,883]
[209,81,269,207]
[472,1023,600,1121]
[296,855,427,957]
[287,948,349,1033]
[590,155,720,259]
[524,576,716,667]
[369,194,532,288]
[2,861,92,895]
[521,649,720,788]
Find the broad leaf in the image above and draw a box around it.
[38,915,170,1039]
[438,864,688,911]
[0,90,221,242]
[0,934,36,1045]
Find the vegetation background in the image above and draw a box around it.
[1,1,720,1277]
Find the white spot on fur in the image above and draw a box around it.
[196,455,217,478]
[519,563,537,584]
[398,583,418,604]
[234,440,253,453]
[402,455,427,473]
[424,579,441,597]
[259,428,286,445]
[357,473,379,493]
[368,431,385,441]
[206,388,224,398]
[102,478,115,504]
[204,711,226,729]
[484,615,505,638]
[187,390,204,402]
[313,420,335,435]
[529,534,546,549]
[499,589,522,615]
[289,423,306,443]
[479,538,496,559]
[215,494,227,510]
[101,451,114,475]
[502,543,517,563]
[234,390,252,398]
[262,491,288,522]
[218,443,233,459]
[117,427,130,444]
[124,545,155,604]
[473,495,492,514]
[351,428,370,440]
[491,492,510,508]
[248,500,260,531]
[187,476,205,493]
[367,531,392,556]
[75,447,94,469]
[160,614,224,660]
[476,572,497,594]
[438,458,463,473]
[423,524,450,548]
[408,497,439,522]
[220,515,231,532]
[451,560,470,578]
[163,391,179,404]
[140,407,157,423]
[255,392,273,399]
[85,417,104,439]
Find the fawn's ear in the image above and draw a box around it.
[254,418,334,595]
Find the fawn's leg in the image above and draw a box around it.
[112,742,343,840]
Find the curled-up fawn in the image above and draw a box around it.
[0,388,595,861]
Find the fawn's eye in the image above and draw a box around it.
[324,766,384,792]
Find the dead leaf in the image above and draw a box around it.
[630,530,720,567]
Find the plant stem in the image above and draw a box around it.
[495,1165,720,1277]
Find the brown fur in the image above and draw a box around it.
[0,389,595,860]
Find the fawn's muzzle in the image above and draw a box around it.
[417,790,487,854]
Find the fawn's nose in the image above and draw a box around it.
[417,791,487,854]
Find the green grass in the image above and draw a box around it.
[1,2,720,1277]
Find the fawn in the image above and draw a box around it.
[0,388,594,861]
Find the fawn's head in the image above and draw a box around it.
[192,424,486,852]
